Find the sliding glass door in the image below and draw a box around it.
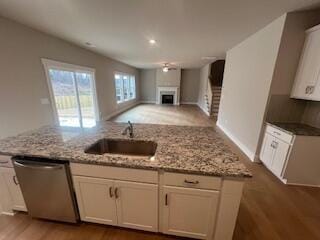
[43,60,99,128]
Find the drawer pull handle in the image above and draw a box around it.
[273,131,281,135]
[184,180,199,184]
[13,176,19,185]
[0,160,9,164]
[109,186,113,198]
[115,187,119,199]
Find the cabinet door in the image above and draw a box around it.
[260,133,275,168]
[1,167,26,211]
[162,186,219,240]
[115,181,158,232]
[270,139,290,177]
[73,176,117,225]
[291,29,320,100]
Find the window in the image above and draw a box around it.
[42,59,99,128]
[114,73,136,103]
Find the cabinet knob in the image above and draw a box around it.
[305,86,310,94]
[114,187,119,199]
[305,85,315,94]
[309,86,315,94]
[109,186,114,198]
[270,141,278,149]
[13,175,19,185]
[165,194,168,206]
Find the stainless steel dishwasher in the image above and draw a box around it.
[13,157,79,223]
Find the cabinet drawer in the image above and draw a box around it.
[0,155,13,168]
[70,163,158,184]
[163,172,221,190]
[266,125,293,144]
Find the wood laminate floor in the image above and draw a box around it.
[111,104,215,126]
[1,104,320,240]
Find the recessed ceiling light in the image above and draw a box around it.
[149,39,156,45]
[85,42,96,48]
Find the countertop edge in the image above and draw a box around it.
[2,152,252,178]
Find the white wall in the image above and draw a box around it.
[217,15,286,161]
[156,69,181,87]
[140,68,200,104]
[180,69,200,103]
[0,16,140,139]
[140,69,157,103]
[197,64,211,114]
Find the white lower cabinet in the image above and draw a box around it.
[0,165,27,213]
[73,176,117,225]
[71,163,244,240]
[260,125,291,180]
[73,176,158,232]
[269,140,290,177]
[115,180,158,231]
[260,124,320,186]
[162,186,219,239]
[260,133,275,167]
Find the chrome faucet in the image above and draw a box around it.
[122,121,134,138]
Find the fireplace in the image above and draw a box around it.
[161,94,174,104]
[157,87,179,105]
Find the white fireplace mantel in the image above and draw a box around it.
[157,86,180,105]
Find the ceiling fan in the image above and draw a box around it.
[162,63,177,72]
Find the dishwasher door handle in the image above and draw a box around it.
[13,161,63,171]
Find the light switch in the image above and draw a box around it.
[40,98,50,105]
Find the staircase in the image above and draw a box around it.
[211,86,222,118]
[204,94,211,114]
[203,60,225,118]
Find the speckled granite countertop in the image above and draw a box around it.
[0,122,251,178]
[268,122,320,136]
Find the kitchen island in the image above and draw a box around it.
[0,122,251,240]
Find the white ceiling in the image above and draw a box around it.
[0,0,320,69]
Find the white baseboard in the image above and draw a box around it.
[216,121,257,162]
[1,211,15,216]
[286,182,320,188]
[140,100,156,104]
[181,101,198,105]
[197,103,210,116]
[103,101,139,120]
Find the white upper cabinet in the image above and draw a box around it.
[291,24,320,101]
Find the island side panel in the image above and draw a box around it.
[213,178,244,240]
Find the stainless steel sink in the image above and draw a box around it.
[84,138,157,156]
